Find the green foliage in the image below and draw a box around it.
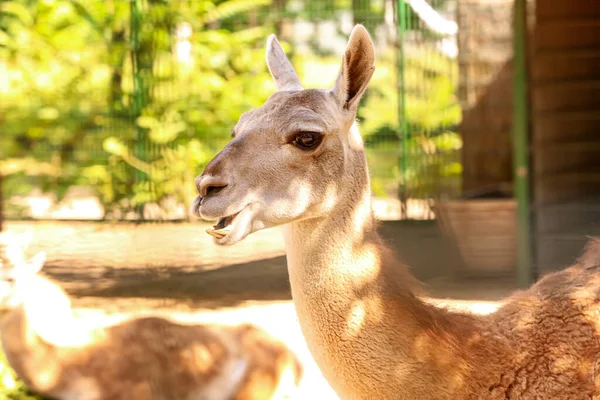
[1,0,274,219]
[358,48,462,198]
[0,351,46,400]
[0,0,124,209]
[1,0,462,218]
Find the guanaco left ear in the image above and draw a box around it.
[332,25,376,111]
[28,252,46,275]
[266,35,303,92]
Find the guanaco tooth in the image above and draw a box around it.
[205,228,229,239]
[206,229,224,239]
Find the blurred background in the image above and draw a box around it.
[0,0,599,397]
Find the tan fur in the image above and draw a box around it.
[0,232,302,400]
[230,324,304,400]
[193,25,600,399]
[579,237,600,269]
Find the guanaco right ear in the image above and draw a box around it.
[266,35,303,92]
[332,25,376,111]
[28,252,46,275]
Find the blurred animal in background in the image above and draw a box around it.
[0,231,303,400]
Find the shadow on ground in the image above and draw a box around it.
[44,255,292,309]
[25,220,520,310]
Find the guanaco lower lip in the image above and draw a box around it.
[206,204,256,246]
[205,211,241,239]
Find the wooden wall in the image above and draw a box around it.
[458,0,515,193]
[458,0,600,273]
[532,0,600,273]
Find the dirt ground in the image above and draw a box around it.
[4,221,517,399]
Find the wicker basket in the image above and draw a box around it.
[436,198,517,275]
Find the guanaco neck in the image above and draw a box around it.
[283,145,483,398]
[0,306,58,388]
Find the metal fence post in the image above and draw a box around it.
[513,0,534,286]
[396,0,409,219]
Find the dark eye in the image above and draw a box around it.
[292,132,323,150]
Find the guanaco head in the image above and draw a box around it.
[0,232,46,312]
[193,25,376,245]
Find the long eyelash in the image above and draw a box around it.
[288,131,322,142]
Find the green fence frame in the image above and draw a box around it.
[1,0,462,222]
[512,0,533,285]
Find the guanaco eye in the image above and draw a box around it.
[292,132,323,150]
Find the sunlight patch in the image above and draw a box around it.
[346,301,366,337]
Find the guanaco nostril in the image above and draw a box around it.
[205,184,227,197]
[196,175,228,198]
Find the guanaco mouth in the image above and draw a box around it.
[205,212,241,239]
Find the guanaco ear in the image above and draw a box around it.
[12,252,46,280]
[2,231,29,267]
[28,252,46,275]
[266,34,303,92]
[332,25,376,111]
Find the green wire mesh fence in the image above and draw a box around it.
[0,0,461,222]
